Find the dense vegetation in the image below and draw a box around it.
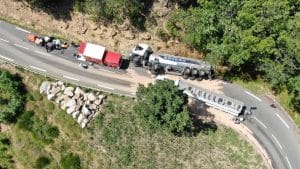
[167,0,300,112]
[0,70,25,123]
[134,80,192,133]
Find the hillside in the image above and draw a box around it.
[0,64,267,169]
[0,0,203,59]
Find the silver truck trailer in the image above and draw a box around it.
[130,44,214,80]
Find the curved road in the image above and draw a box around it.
[0,20,300,169]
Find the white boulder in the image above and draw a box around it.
[72,111,80,119]
[64,87,75,97]
[82,104,91,116]
[40,81,51,94]
[87,93,96,101]
[77,113,85,124]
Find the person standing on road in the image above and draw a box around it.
[61,42,69,54]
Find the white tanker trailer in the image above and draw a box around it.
[130,44,214,80]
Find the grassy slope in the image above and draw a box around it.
[0,65,266,169]
[233,79,300,127]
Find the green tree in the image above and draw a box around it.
[60,153,81,169]
[134,80,192,133]
[0,70,25,123]
[167,0,300,112]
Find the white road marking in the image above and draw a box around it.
[0,38,9,43]
[34,50,52,57]
[16,27,31,33]
[254,117,267,128]
[0,54,14,62]
[271,134,283,149]
[97,84,115,90]
[245,91,262,102]
[276,113,290,129]
[98,68,115,73]
[30,66,47,72]
[131,92,136,95]
[14,44,29,50]
[285,156,293,169]
[63,76,80,82]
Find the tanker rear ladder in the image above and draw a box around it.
[175,80,245,116]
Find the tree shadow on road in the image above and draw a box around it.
[21,0,74,21]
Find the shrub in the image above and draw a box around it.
[17,111,34,131]
[60,153,81,169]
[32,91,43,101]
[32,119,59,144]
[0,134,13,168]
[46,102,55,111]
[18,111,59,143]
[45,126,59,138]
[26,93,35,101]
[35,156,51,169]
[156,28,170,41]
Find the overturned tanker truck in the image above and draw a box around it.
[130,44,214,80]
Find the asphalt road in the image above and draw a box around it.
[0,20,300,169]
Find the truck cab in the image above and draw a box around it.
[130,44,153,66]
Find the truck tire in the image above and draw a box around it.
[165,65,172,73]
[208,70,214,80]
[183,67,191,79]
[131,55,141,67]
[190,68,198,80]
[197,70,205,81]
[150,64,160,75]
[197,76,203,81]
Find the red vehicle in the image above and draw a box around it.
[78,42,122,68]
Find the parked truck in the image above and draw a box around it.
[130,44,214,80]
[77,42,122,68]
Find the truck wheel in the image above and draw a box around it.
[197,76,203,81]
[131,55,141,67]
[189,76,196,80]
[190,68,198,80]
[150,64,160,75]
[165,65,172,73]
[197,70,205,81]
[183,68,191,79]
[208,70,214,80]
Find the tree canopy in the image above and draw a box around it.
[0,70,25,123]
[167,0,300,112]
[134,80,192,133]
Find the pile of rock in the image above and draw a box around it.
[40,81,106,128]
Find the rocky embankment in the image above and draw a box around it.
[40,81,106,128]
